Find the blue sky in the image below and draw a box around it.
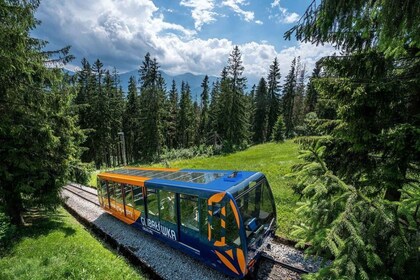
[33,0,334,79]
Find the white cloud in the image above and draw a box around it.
[270,0,300,24]
[255,20,263,25]
[180,0,217,30]
[35,0,334,82]
[221,0,254,22]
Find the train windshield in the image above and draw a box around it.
[234,178,276,247]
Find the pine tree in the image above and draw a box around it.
[198,75,210,144]
[282,58,297,138]
[266,58,282,139]
[253,78,269,143]
[0,0,86,225]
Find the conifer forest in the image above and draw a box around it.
[0,0,419,279]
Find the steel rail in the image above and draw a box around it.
[260,252,309,275]
[63,184,100,206]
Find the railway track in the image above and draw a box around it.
[261,253,309,278]
[63,184,100,206]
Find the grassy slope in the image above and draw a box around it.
[0,208,144,280]
[154,141,301,238]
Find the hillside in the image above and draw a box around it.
[153,141,301,238]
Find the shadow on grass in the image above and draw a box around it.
[0,208,76,256]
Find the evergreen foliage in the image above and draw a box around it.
[0,0,87,225]
[287,0,420,278]
[198,75,210,144]
[177,82,195,148]
[266,58,282,139]
[138,54,166,160]
[123,76,141,162]
[282,58,297,138]
[166,80,178,149]
[271,116,285,143]
[253,78,269,143]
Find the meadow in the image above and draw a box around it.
[0,208,144,280]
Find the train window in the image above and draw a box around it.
[124,185,134,207]
[180,194,199,231]
[133,186,144,209]
[98,179,107,207]
[147,188,159,219]
[199,198,208,238]
[108,181,116,209]
[115,183,123,203]
[210,203,223,242]
[226,203,241,247]
[159,190,177,224]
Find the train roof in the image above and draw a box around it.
[98,167,261,193]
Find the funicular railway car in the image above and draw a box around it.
[97,167,277,278]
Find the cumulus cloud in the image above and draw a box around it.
[221,0,254,22]
[270,0,300,24]
[180,0,217,30]
[34,0,334,81]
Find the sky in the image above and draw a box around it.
[33,0,335,80]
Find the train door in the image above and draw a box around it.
[178,194,202,252]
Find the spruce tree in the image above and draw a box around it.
[0,0,86,224]
[304,61,321,114]
[253,78,269,143]
[208,80,222,146]
[123,76,140,162]
[166,80,178,149]
[177,82,195,148]
[282,58,297,138]
[198,75,210,144]
[292,62,306,134]
[219,46,250,147]
[271,116,285,142]
[266,57,282,139]
[138,54,165,160]
[287,0,420,278]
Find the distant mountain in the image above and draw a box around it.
[119,70,219,101]
[66,68,258,98]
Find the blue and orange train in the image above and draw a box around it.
[97,167,276,278]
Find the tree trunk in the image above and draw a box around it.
[4,186,24,226]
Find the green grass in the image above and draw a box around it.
[0,208,145,280]
[154,141,301,238]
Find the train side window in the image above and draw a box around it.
[133,186,144,209]
[147,188,159,219]
[124,185,134,207]
[199,198,208,238]
[159,190,177,224]
[180,194,198,231]
[98,179,107,206]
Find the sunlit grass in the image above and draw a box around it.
[0,208,145,280]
